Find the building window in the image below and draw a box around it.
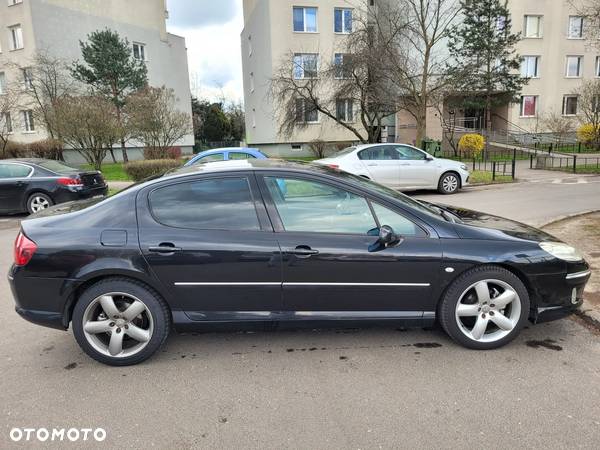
[334,8,353,33]
[562,95,578,116]
[22,110,34,132]
[496,15,507,32]
[521,56,540,78]
[132,43,146,61]
[293,6,318,32]
[520,95,537,117]
[524,15,543,38]
[252,108,256,128]
[9,25,24,50]
[8,0,23,6]
[22,68,33,89]
[334,53,353,79]
[0,72,6,94]
[336,99,354,122]
[568,16,584,39]
[566,56,583,77]
[291,144,303,152]
[293,53,318,79]
[2,112,12,133]
[295,98,318,123]
[596,56,600,77]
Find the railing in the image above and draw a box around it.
[530,154,600,174]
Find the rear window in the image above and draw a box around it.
[332,146,356,157]
[36,160,78,174]
[149,177,260,231]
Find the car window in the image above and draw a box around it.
[0,163,32,178]
[36,160,78,174]
[358,146,399,161]
[229,152,257,160]
[197,153,225,164]
[396,146,426,160]
[371,203,426,237]
[265,177,376,234]
[149,177,260,231]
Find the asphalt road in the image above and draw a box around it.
[1,176,600,449]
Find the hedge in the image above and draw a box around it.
[124,159,183,182]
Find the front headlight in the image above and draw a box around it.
[460,164,468,171]
[539,242,583,262]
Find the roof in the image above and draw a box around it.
[167,158,332,178]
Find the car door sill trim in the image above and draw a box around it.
[174,282,430,287]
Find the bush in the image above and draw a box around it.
[458,133,485,158]
[143,146,182,160]
[28,139,64,160]
[2,141,28,159]
[124,159,182,181]
[577,124,600,148]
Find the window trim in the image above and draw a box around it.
[293,53,319,79]
[22,109,35,132]
[562,95,579,116]
[595,56,600,78]
[520,95,538,118]
[521,55,540,78]
[8,24,24,51]
[565,55,583,78]
[567,15,584,39]
[292,6,318,33]
[132,42,146,61]
[524,15,543,39]
[334,7,353,34]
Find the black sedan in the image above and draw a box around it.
[0,158,107,215]
[8,160,590,366]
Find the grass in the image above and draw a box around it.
[282,156,318,162]
[572,164,600,174]
[469,170,513,185]
[82,163,131,181]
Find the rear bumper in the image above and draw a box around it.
[54,185,108,204]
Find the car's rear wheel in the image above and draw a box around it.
[72,278,170,366]
[27,193,53,214]
[439,266,530,349]
[438,172,460,194]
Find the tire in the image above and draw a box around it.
[437,172,460,194]
[27,193,54,214]
[438,266,530,350]
[72,278,171,366]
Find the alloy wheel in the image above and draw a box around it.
[82,292,154,358]
[454,279,521,343]
[30,196,50,212]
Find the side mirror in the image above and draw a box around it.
[368,225,401,252]
[425,155,434,161]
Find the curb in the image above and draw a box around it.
[539,209,600,228]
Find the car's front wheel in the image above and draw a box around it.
[27,193,53,214]
[438,172,460,194]
[72,278,170,366]
[439,266,530,349]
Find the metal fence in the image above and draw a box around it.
[531,154,600,174]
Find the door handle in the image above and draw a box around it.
[366,163,378,166]
[149,244,182,254]
[287,246,319,258]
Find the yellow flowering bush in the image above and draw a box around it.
[458,133,485,158]
[577,123,600,147]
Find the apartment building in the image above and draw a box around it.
[0,0,194,160]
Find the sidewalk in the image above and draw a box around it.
[543,212,600,327]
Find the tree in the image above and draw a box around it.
[51,95,120,170]
[569,0,600,45]
[382,0,462,147]
[447,0,527,150]
[125,86,192,157]
[0,85,19,158]
[71,29,148,163]
[574,79,600,148]
[225,101,246,142]
[542,111,575,148]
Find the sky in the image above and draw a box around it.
[166,0,245,104]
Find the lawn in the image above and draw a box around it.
[572,164,600,174]
[469,170,513,185]
[82,163,131,181]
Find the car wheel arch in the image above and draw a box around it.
[439,170,462,188]
[23,189,54,210]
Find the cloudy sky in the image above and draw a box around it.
[166,0,244,103]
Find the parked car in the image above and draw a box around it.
[315,143,470,194]
[0,158,107,215]
[185,147,267,167]
[9,160,589,366]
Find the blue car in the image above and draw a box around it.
[185,148,267,167]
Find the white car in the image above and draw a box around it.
[315,143,470,194]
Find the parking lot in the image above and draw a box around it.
[1,176,600,448]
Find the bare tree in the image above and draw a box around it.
[569,0,600,45]
[307,139,330,159]
[51,95,120,170]
[0,85,19,158]
[542,110,575,148]
[125,86,192,157]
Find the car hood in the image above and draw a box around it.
[429,203,559,242]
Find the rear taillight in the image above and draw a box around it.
[14,232,37,266]
[57,177,83,187]
[327,164,340,170]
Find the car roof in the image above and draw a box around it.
[1,158,47,165]
[169,158,320,178]
[354,143,418,150]
[195,147,261,156]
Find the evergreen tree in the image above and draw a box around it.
[447,0,526,146]
[72,29,148,163]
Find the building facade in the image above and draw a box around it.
[0,0,194,161]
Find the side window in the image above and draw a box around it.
[229,152,257,160]
[358,146,399,161]
[0,164,10,179]
[396,146,426,160]
[149,177,260,231]
[371,203,426,237]
[265,177,376,234]
[0,163,31,178]
[197,153,225,164]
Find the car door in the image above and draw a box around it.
[137,174,282,319]
[257,173,441,315]
[357,146,401,188]
[395,145,438,188]
[0,163,32,213]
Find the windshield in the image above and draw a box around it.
[36,160,79,174]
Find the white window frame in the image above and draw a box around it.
[565,55,583,78]
[293,6,318,33]
[9,25,24,51]
[568,16,584,39]
[562,95,579,116]
[22,110,35,132]
[521,56,540,78]
[295,98,319,124]
[520,95,538,117]
[596,56,600,78]
[22,68,33,90]
[8,0,23,6]
[2,112,13,134]
[524,15,543,38]
[293,53,319,79]
[0,72,6,94]
[336,98,354,122]
[132,42,146,61]
[334,8,353,34]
